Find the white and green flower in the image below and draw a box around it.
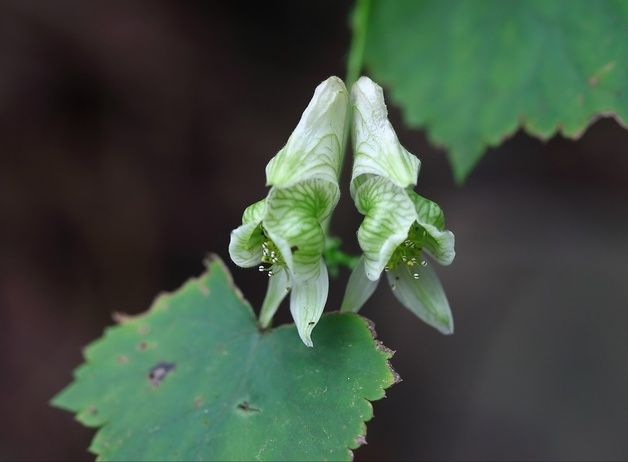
[341,76,456,334]
[229,76,348,347]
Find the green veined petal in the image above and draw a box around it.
[266,76,348,189]
[259,267,291,328]
[387,261,453,335]
[354,175,417,281]
[264,179,339,282]
[340,256,380,313]
[290,258,329,347]
[351,76,420,190]
[408,191,456,266]
[242,198,267,224]
[228,221,265,268]
[408,192,445,230]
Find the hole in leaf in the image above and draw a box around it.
[236,401,260,413]
[148,361,175,387]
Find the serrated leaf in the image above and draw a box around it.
[52,256,396,461]
[363,0,628,181]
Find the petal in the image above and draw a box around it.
[387,261,453,334]
[351,76,420,190]
[354,175,417,281]
[340,256,380,312]
[408,192,456,266]
[228,221,264,268]
[258,267,291,328]
[290,258,329,347]
[266,76,348,189]
[264,179,339,282]
[242,198,266,225]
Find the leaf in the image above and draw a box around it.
[363,0,628,181]
[52,256,397,461]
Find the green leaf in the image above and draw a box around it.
[52,257,397,461]
[363,0,628,181]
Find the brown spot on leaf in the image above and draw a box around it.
[198,281,210,296]
[364,317,377,338]
[194,396,204,409]
[355,435,367,446]
[149,362,176,387]
[375,340,396,358]
[588,60,616,87]
[137,341,148,351]
[390,364,402,384]
[116,355,129,364]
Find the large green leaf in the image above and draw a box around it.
[363,0,628,181]
[52,257,396,461]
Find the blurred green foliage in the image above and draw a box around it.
[363,0,628,181]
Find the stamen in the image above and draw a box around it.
[258,236,285,278]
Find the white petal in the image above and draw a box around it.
[354,175,417,281]
[408,192,456,266]
[228,222,264,268]
[264,179,339,282]
[258,268,291,328]
[351,76,420,190]
[266,76,348,188]
[387,261,453,334]
[242,198,266,225]
[290,258,329,347]
[340,256,380,312]
[420,226,455,266]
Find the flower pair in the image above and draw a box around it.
[229,76,455,347]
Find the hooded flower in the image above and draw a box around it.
[229,76,348,347]
[341,76,456,334]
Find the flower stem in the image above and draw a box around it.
[346,0,371,90]
[324,0,371,240]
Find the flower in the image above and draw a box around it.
[341,76,456,334]
[229,76,348,347]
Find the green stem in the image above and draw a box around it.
[340,0,371,172]
[324,0,371,239]
[346,0,371,90]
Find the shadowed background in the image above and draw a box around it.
[1,1,628,460]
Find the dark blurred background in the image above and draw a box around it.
[1,1,628,460]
